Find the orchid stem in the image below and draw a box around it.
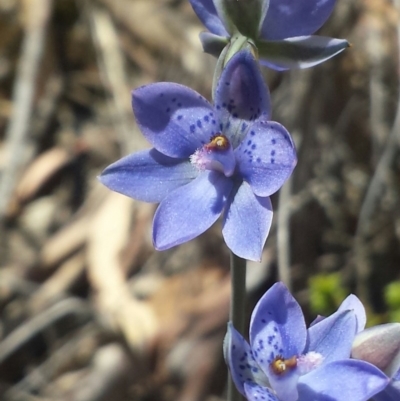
[228,252,247,401]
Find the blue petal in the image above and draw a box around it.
[224,323,270,396]
[244,382,279,401]
[189,0,229,36]
[257,36,349,70]
[99,149,198,203]
[267,370,299,401]
[236,121,296,197]
[298,360,389,401]
[307,310,356,364]
[132,83,216,158]
[152,170,232,250]
[338,294,366,333]
[214,49,271,147]
[249,283,307,374]
[261,0,337,40]
[222,182,272,261]
[373,381,400,401]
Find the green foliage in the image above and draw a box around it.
[384,281,400,322]
[309,273,347,316]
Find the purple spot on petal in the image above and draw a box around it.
[250,131,255,136]
[271,150,276,156]
[190,124,196,133]
[178,102,182,107]
[247,140,252,145]
[271,158,275,164]
[197,120,202,128]
[177,115,183,120]
[272,139,276,145]
[212,119,216,125]
[251,144,256,150]
[204,115,209,122]
[257,157,261,163]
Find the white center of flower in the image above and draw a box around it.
[189,134,236,177]
[296,351,324,375]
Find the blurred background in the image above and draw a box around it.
[0,0,399,400]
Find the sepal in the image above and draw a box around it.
[256,35,350,70]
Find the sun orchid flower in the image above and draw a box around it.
[225,282,389,401]
[99,50,296,261]
[352,323,400,401]
[190,0,350,70]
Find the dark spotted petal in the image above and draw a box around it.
[236,121,296,197]
[244,382,279,401]
[224,323,270,396]
[214,49,271,147]
[250,283,307,374]
[132,83,217,158]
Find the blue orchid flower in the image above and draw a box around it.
[99,49,296,261]
[225,282,389,401]
[352,323,400,401]
[190,0,350,70]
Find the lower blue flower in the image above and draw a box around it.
[99,49,296,261]
[225,282,389,401]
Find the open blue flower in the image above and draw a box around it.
[225,282,389,401]
[99,50,296,261]
[190,0,349,70]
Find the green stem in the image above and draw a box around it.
[227,251,247,401]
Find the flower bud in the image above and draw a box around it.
[352,323,400,378]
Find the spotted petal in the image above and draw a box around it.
[250,283,307,372]
[298,360,389,401]
[99,149,198,203]
[244,382,279,401]
[214,49,271,147]
[236,121,296,197]
[224,323,270,396]
[257,36,349,70]
[261,0,337,40]
[132,83,217,158]
[153,170,232,250]
[222,182,272,261]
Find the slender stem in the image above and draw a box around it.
[228,252,247,401]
